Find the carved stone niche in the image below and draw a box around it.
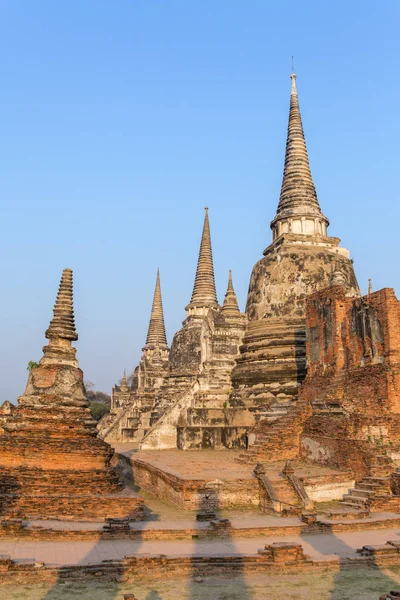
[351,299,384,365]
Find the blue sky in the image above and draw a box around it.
[0,1,399,401]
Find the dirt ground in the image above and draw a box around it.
[3,565,400,600]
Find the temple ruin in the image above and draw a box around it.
[0,269,143,520]
[103,70,362,457]
[1,67,400,597]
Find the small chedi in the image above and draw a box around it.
[98,269,169,444]
[0,269,143,520]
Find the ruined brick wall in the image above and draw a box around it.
[299,286,400,476]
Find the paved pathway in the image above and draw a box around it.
[1,528,399,566]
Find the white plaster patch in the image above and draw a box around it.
[301,437,331,463]
[305,481,355,502]
[389,451,400,464]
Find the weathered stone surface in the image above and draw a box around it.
[232,72,359,464]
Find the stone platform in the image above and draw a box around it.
[119,448,355,511]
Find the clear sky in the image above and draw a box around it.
[0,0,399,401]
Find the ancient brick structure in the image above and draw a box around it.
[233,70,359,463]
[0,269,143,520]
[121,71,363,455]
[98,269,169,444]
[300,285,400,480]
[141,208,248,450]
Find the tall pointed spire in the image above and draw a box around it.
[270,70,329,239]
[188,207,218,309]
[42,268,78,367]
[368,278,373,294]
[145,269,168,348]
[222,270,240,317]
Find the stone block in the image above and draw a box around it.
[196,510,216,522]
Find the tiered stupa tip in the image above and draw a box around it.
[45,268,78,342]
[270,69,329,241]
[222,270,240,317]
[145,268,168,348]
[187,207,218,310]
[41,268,78,367]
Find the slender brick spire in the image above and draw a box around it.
[145,269,168,348]
[368,279,373,294]
[45,269,78,342]
[222,270,240,317]
[270,70,329,238]
[189,207,218,308]
[42,268,78,366]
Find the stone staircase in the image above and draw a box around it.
[177,384,252,449]
[255,464,304,515]
[98,401,153,446]
[120,410,152,448]
[339,452,394,510]
[340,475,392,510]
[150,374,196,426]
[270,474,301,509]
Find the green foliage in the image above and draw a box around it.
[27,361,39,371]
[87,389,111,406]
[89,402,110,421]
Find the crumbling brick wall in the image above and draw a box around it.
[299,286,400,477]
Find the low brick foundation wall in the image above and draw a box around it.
[132,458,259,510]
[1,547,400,585]
[0,493,144,522]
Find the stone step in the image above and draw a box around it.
[341,495,369,506]
[357,480,391,492]
[369,468,393,477]
[368,457,393,466]
[349,488,376,498]
[362,476,391,484]
[357,480,383,489]
[340,501,369,510]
